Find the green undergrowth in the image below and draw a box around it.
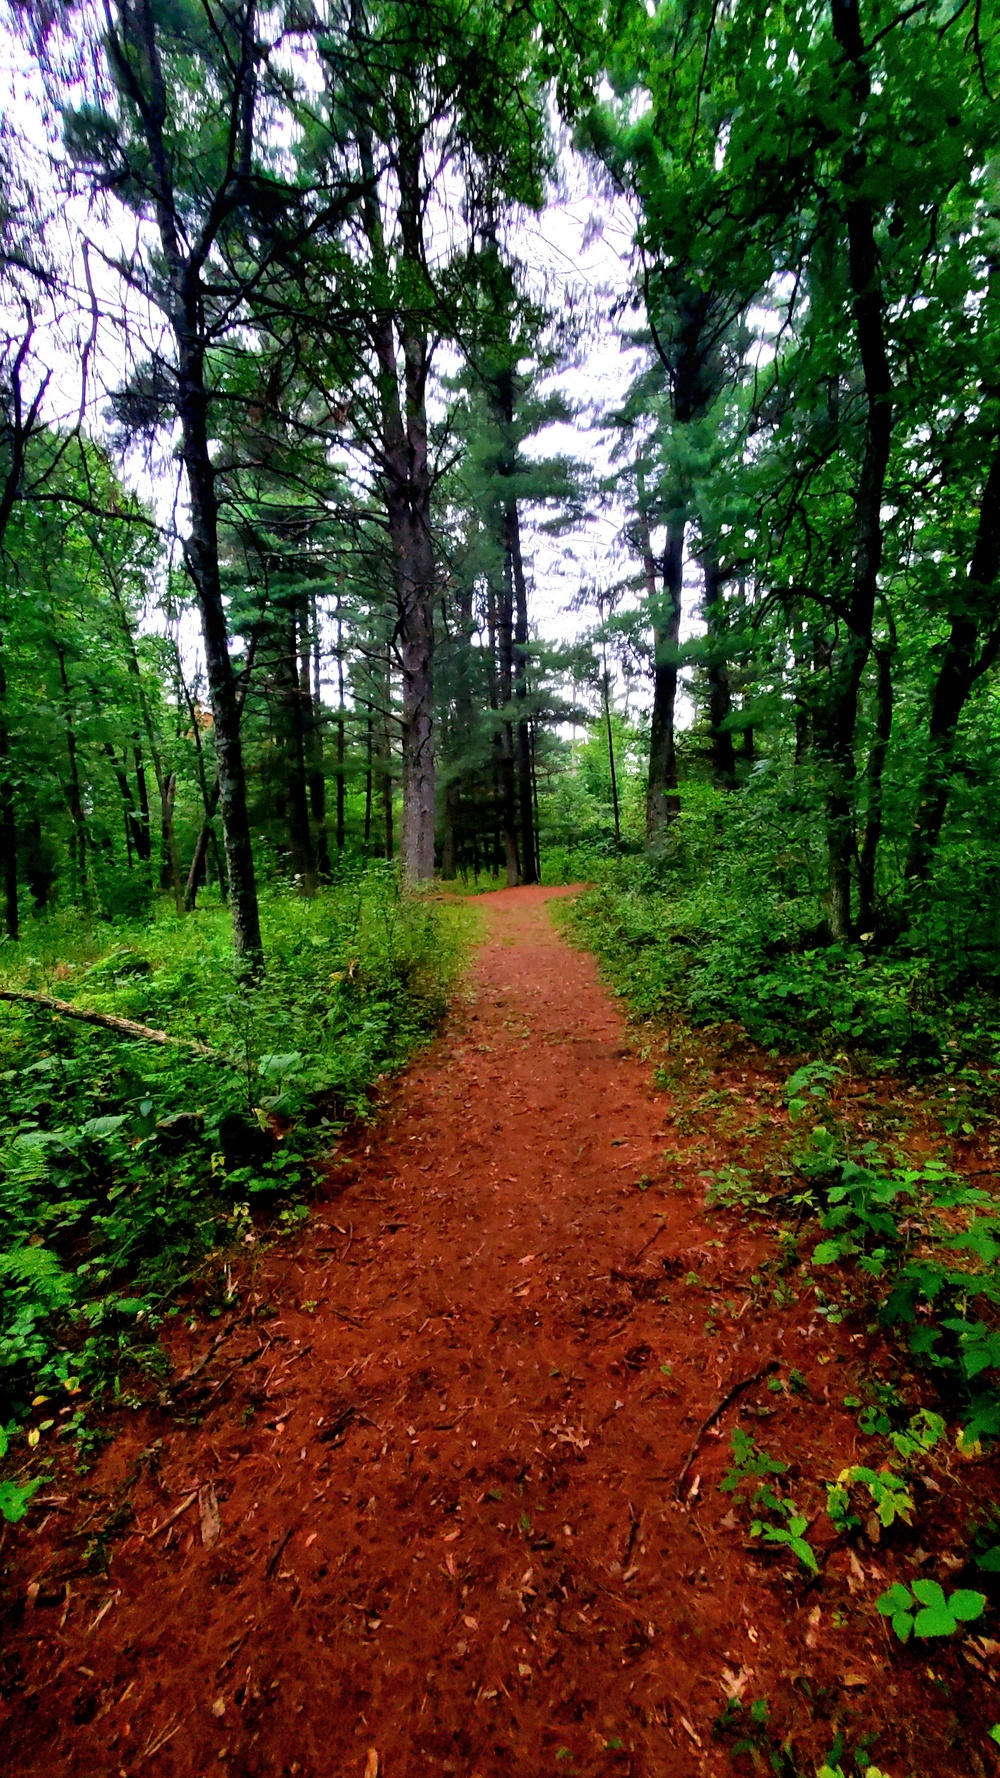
[559,786,1000,1070]
[0,869,470,1451]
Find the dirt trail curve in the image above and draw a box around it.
[0,888,911,1776]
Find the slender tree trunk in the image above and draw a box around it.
[360,121,436,882]
[99,554,184,912]
[185,643,256,911]
[176,356,263,967]
[303,595,332,879]
[363,710,373,853]
[821,0,895,940]
[702,556,736,789]
[506,497,537,883]
[133,746,151,861]
[646,523,684,838]
[160,772,180,897]
[0,324,48,946]
[496,565,519,886]
[600,622,621,847]
[0,631,17,940]
[55,644,89,905]
[383,764,394,862]
[441,781,458,880]
[280,607,317,895]
[857,646,893,932]
[333,610,345,857]
[905,437,1000,882]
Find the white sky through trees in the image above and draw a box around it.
[0,17,699,726]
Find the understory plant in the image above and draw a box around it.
[0,876,467,1430]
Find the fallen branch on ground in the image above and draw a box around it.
[675,1359,780,1499]
[0,988,219,1056]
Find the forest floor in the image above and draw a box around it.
[0,886,996,1778]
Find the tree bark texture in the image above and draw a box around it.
[702,555,737,789]
[821,0,894,939]
[905,437,1000,882]
[646,524,684,838]
[116,0,264,968]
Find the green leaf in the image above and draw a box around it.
[913,1604,957,1638]
[891,1611,913,1642]
[877,1582,912,1615]
[80,1114,126,1139]
[948,1589,986,1622]
[788,1535,819,1573]
[812,1241,842,1265]
[911,1578,946,1610]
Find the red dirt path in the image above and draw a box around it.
[1,888,995,1777]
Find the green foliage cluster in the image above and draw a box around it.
[0,871,466,1428]
[565,783,1000,1067]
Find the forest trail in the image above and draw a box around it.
[3,890,905,1777]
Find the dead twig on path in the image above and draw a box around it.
[629,1220,667,1267]
[265,1523,297,1580]
[139,1489,198,1539]
[675,1360,780,1500]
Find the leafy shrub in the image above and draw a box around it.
[876,1578,986,1642]
[0,872,468,1424]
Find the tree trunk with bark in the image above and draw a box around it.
[646,524,684,838]
[857,645,893,932]
[820,0,895,940]
[702,555,736,789]
[506,496,537,883]
[905,437,1000,883]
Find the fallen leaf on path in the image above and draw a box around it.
[842,1673,867,1689]
[364,1752,379,1778]
[680,1716,702,1748]
[847,1551,865,1594]
[211,1696,226,1718]
[199,1482,222,1548]
[720,1666,753,1701]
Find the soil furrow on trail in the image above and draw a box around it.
[0,890,928,1775]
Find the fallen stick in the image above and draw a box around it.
[0,988,218,1056]
[265,1523,296,1580]
[675,1359,780,1499]
[629,1220,667,1267]
[140,1489,199,1539]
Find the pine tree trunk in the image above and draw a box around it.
[702,556,736,789]
[363,712,373,854]
[905,438,1000,883]
[360,117,436,883]
[442,782,458,880]
[496,564,519,886]
[133,746,152,862]
[304,597,332,879]
[821,0,895,941]
[0,631,17,940]
[55,644,89,906]
[506,497,537,883]
[857,646,893,932]
[646,524,684,838]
